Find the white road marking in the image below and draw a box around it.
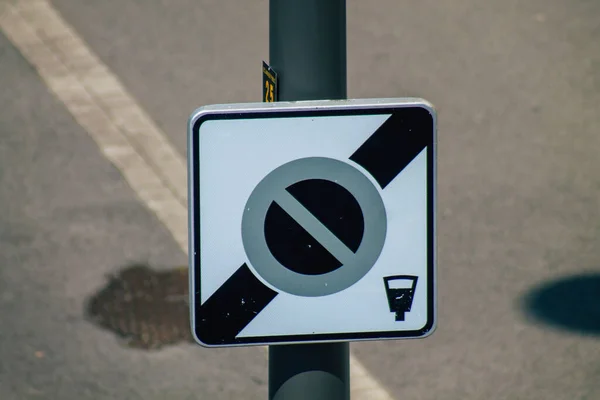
[0,1,395,399]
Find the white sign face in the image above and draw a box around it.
[188,99,436,347]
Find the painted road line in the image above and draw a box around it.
[0,0,188,251]
[0,1,395,399]
[1,0,187,208]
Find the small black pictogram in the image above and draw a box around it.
[383,275,418,321]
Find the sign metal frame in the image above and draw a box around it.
[188,98,437,347]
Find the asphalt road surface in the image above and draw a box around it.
[1,0,600,399]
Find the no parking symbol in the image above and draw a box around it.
[242,157,386,297]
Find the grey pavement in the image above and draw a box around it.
[2,0,600,398]
[0,32,267,399]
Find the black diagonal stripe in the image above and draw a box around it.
[197,264,278,345]
[349,107,433,189]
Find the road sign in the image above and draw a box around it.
[188,98,436,347]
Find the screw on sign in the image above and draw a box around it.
[189,99,436,346]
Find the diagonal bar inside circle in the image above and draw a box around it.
[274,190,356,267]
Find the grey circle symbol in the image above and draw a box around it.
[241,157,387,297]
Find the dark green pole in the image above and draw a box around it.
[269,0,346,101]
[268,342,350,400]
[268,0,349,399]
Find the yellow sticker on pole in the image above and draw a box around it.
[262,61,278,102]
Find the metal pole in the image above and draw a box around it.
[268,0,349,399]
[269,342,349,400]
[269,0,346,101]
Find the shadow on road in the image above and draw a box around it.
[85,264,193,350]
[520,272,600,336]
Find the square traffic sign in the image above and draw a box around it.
[188,98,436,347]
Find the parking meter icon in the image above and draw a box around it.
[384,275,418,321]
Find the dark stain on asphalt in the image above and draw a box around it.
[86,264,193,349]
